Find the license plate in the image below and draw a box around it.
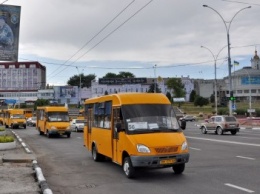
[160,159,176,165]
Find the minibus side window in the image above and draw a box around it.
[93,101,112,129]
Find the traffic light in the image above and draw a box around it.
[229,91,236,101]
[229,96,236,101]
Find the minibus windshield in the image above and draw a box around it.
[121,104,180,134]
[11,114,25,119]
[47,112,70,122]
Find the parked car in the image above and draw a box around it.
[179,115,196,122]
[70,119,85,132]
[200,115,240,135]
[26,117,36,127]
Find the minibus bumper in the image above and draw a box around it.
[130,153,189,168]
[48,129,71,135]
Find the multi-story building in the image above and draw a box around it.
[221,50,260,102]
[0,61,46,104]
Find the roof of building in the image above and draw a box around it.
[232,67,260,76]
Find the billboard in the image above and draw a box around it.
[241,76,260,85]
[0,4,21,61]
[99,78,147,85]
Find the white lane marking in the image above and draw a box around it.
[236,156,255,160]
[77,137,82,139]
[225,183,255,193]
[189,147,201,151]
[186,136,260,147]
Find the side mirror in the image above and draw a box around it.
[180,120,186,130]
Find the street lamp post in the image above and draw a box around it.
[76,67,84,108]
[153,64,157,93]
[243,68,252,117]
[201,45,227,114]
[203,5,251,115]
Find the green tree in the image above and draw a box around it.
[67,74,96,88]
[166,92,172,103]
[34,99,50,110]
[117,71,135,78]
[189,90,196,102]
[103,72,118,78]
[210,94,214,103]
[147,83,161,93]
[194,96,209,107]
[166,78,186,98]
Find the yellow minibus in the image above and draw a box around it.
[36,105,71,138]
[4,109,26,129]
[24,108,34,119]
[83,93,189,178]
[0,109,4,125]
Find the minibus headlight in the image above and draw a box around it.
[181,141,188,150]
[66,126,70,130]
[137,144,150,153]
[50,126,57,130]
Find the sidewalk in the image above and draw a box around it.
[0,129,52,194]
[0,136,40,193]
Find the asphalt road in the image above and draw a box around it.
[12,122,260,194]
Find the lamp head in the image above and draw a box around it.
[203,5,208,7]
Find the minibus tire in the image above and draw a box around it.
[46,131,51,138]
[123,157,135,178]
[92,145,102,161]
[172,163,185,174]
[38,128,44,135]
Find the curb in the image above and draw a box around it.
[11,130,53,194]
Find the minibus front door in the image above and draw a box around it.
[112,107,121,164]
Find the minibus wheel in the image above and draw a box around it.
[123,157,135,178]
[46,131,51,138]
[172,163,185,174]
[92,145,103,161]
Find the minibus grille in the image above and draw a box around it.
[155,146,178,154]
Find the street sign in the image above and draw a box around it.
[232,103,236,110]
[247,109,255,113]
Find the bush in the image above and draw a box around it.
[255,109,260,117]
[0,126,5,131]
[0,135,14,143]
[218,108,229,115]
[236,108,247,116]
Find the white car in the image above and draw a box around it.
[26,117,37,126]
[70,119,85,132]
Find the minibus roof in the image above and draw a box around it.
[37,106,68,112]
[85,93,170,106]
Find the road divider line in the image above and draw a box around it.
[236,156,255,160]
[186,136,260,147]
[225,183,255,193]
[189,147,201,151]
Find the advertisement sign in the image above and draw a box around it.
[0,4,21,61]
[99,78,147,85]
[241,76,260,85]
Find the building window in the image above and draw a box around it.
[9,65,15,69]
[19,64,26,68]
[251,89,256,93]
[0,65,5,69]
[30,64,36,68]
[244,90,249,94]
[237,90,242,94]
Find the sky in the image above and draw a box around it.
[3,0,260,85]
